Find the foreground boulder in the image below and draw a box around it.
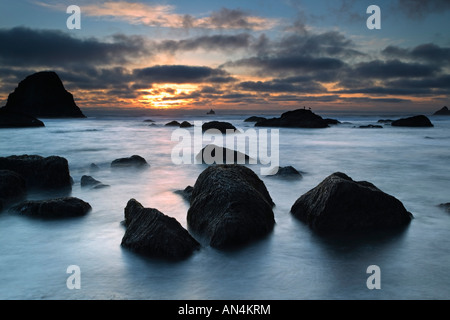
[291,172,413,234]
[391,115,434,127]
[0,109,45,128]
[111,155,149,169]
[0,155,72,190]
[11,197,91,218]
[187,165,275,249]
[0,170,26,206]
[255,109,330,128]
[121,199,200,260]
[2,71,86,118]
[433,106,450,116]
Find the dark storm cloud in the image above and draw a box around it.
[132,65,235,84]
[157,33,252,53]
[383,43,450,64]
[0,27,148,67]
[239,80,326,93]
[353,59,440,79]
[396,0,450,18]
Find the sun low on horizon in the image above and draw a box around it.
[0,0,449,113]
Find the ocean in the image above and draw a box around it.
[0,109,449,300]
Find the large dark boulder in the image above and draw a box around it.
[195,144,252,165]
[11,197,91,218]
[255,109,330,128]
[438,203,450,213]
[391,115,434,127]
[433,106,450,115]
[111,155,149,169]
[0,108,45,128]
[0,170,26,206]
[202,121,238,134]
[2,71,86,118]
[291,172,413,234]
[0,155,72,190]
[187,165,275,249]
[121,199,200,260]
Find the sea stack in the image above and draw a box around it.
[2,71,86,118]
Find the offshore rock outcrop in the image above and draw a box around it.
[2,71,86,118]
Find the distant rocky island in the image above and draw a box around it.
[433,106,450,116]
[0,71,85,127]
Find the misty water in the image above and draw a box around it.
[0,110,449,300]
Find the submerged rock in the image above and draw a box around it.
[187,165,275,249]
[111,155,149,169]
[179,121,193,128]
[255,109,330,128]
[12,197,91,218]
[438,203,450,213]
[244,116,266,123]
[291,172,413,234]
[0,109,45,128]
[0,170,26,206]
[0,155,72,190]
[80,175,109,189]
[195,144,252,165]
[121,199,200,260]
[358,125,383,129]
[202,121,238,134]
[174,186,193,202]
[391,115,434,127]
[268,166,302,178]
[165,121,181,126]
[2,71,86,118]
[433,106,450,116]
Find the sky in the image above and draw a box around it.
[0,0,449,112]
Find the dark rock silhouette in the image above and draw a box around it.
[358,125,383,129]
[187,165,275,249]
[324,118,341,125]
[0,109,45,128]
[121,199,200,260]
[291,172,413,234]
[268,166,302,178]
[391,115,434,127]
[202,121,238,134]
[174,186,193,202]
[255,109,330,128]
[0,170,26,206]
[11,197,91,218]
[438,203,450,213]
[165,121,181,126]
[0,155,72,190]
[244,116,266,123]
[433,106,450,115]
[195,144,252,164]
[179,121,193,128]
[207,109,215,115]
[80,175,109,189]
[2,71,86,118]
[111,155,149,169]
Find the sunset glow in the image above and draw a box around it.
[0,0,448,112]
